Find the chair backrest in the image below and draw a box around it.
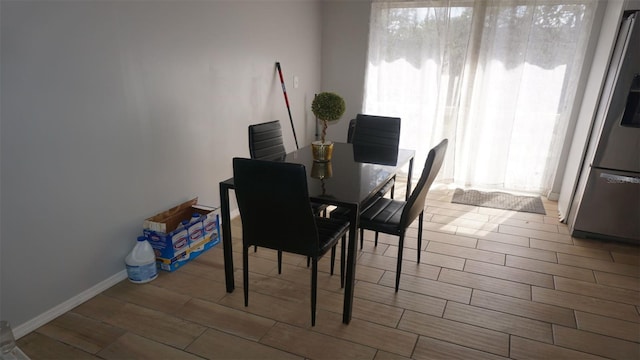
[401,139,448,227]
[232,158,319,256]
[248,120,286,161]
[347,118,357,143]
[351,114,401,148]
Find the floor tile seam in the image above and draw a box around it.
[574,310,640,337]
[351,296,447,322]
[35,318,118,355]
[437,264,533,299]
[439,309,555,345]
[556,255,640,278]
[402,304,529,353]
[308,318,416,357]
[510,334,608,360]
[424,207,491,220]
[476,238,552,252]
[461,263,555,289]
[430,213,495,225]
[181,326,211,356]
[474,239,560,263]
[382,283,471,307]
[453,229,531,246]
[497,225,571,243]
[468,293,579,329]
[274,320,388,357]
[528,241,614,261]
[256,321,372,359]
[427,241,506,259]
[551,323,640,350]
[414,333,511,359]
[484,218,560,233]
[553,276,640,305]
[531,286,640,321]
[505,254,597,280]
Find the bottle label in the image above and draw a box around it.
[173,228,189,251]
[126,262,158,283]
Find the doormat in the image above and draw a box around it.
[451,188,546,215]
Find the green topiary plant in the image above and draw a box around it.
[311,92,346,143]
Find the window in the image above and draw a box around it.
[364,0,599,194]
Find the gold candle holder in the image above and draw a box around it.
[311,141,334,162]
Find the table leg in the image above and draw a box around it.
[220,182,235,292]
[342,203,359,324]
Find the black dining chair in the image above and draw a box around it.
[331,114,402,248]
[359,139,448,292]
[347,118,357,143]
[248,120,329,265]
[248,120,328,216]
[248,120,287,161]
[232,157,350,326]
[351,114,401,198]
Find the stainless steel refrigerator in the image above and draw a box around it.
[568,10,640,244]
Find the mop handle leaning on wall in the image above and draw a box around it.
[276,62,299,150]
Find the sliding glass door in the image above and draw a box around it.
[364,0,599,194]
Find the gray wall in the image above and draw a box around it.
[321,0,371,142]
[1,0,323,333]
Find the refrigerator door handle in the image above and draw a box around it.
[600,172,640,184]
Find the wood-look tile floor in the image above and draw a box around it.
[17,182,640,359]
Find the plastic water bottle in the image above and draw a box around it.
[125,236,158,284]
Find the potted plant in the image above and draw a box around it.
[311,92,345,162]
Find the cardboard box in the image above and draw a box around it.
[155,235,218,272]
[143,198,220,271]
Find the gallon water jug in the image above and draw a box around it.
[125,236,158,284]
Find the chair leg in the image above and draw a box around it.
[340,234,346,288]
[375,232,379,247]
[395,233,405,292]
[330,245,336,275]
[243,246,249,306]
[278,251,283,274]
[311,258,318,326]
[417,211,424,263]
[254,245,257,252]
[307,256,311,267]
[359,228,364,249]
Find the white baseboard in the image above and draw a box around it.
[547,192,560,201]
[13,270,128,339]
[13,209,240,340]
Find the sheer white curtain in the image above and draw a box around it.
[364,0,598,194]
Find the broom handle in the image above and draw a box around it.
[276,62,299,150]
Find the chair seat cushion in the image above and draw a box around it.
[359,198,405,235]
[315,217,350,254]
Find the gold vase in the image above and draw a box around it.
[311,141,334,162]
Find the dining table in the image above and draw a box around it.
[219,142,415,324]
